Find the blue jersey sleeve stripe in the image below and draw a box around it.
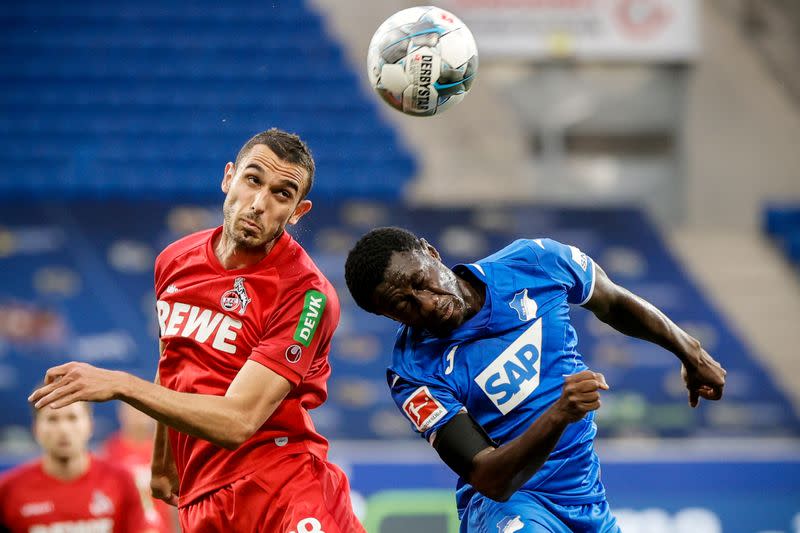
[578,258,596,306]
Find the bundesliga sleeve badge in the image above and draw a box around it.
[402,386,447,432]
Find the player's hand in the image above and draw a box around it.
[28,362,124,409]
[553,370,609,424]
[151,472,179,507]
[681,347,726,408]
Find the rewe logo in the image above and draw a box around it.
[157,300,242,354]
[475,319,542,415]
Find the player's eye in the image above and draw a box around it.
[247,175,260,185]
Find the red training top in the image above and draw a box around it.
[0,456,148,533]
[102,432,176,533]
[154,227,339,506]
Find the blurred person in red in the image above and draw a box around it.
[102,403,178,533]
[0,402,151,533]
[29,129,366,533]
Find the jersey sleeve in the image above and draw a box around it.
[527,239,596,305]
[0,475,9,532]
[387,369,464,444]
[115,469,149,533]
[249,284,338,387]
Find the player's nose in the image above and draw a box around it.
[250,191,267,214]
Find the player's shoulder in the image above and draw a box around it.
[479,238,580,270]
[88,454,134,481]
[0,459,42,488]
[156,228,215,270]
[477,238,540,265]
[279,235,338,297]
[389,326,448,382]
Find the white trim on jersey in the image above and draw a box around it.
[579,259,597,306]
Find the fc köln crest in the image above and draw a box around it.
[220,277,252,315]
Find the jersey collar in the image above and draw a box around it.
[205,226,292,275]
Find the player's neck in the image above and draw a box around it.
[458,271,486,320]
[42,450,90,481]
[214,230,277,270]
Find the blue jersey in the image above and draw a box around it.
[388,238,604,515]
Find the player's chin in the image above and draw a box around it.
[429,316,459,337]
[235,232,268,249]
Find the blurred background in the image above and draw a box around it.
[1,0,799,531]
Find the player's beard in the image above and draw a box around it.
[222,203,280,251]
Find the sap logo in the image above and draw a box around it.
[156,301,242,355]
[475,319,542,415]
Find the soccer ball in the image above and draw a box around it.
[367,6,478,117]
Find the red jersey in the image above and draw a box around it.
[154,227,340,506]
[102,433,176,533]
[0,456,148,533]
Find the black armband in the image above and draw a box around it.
[432,412,497,479]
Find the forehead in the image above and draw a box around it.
[383,249,439,286]
[36,402,90,420]
[240,144,309,186]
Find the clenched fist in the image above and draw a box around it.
[553,370,609,424]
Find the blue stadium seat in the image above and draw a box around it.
[0,0,416,198]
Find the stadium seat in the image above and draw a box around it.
[0,0,416,198]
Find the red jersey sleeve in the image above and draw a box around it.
[249,283,338,386]
[0,473,10,532]
[115,468,149,533]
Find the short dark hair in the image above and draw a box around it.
[345,227,425,314]
[235,128,316,198]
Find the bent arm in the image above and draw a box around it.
[582,263,726,406]
[583,263,699,361]
[433,371,607,502]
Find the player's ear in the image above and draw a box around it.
[221,162,235,193]
[288,199,312,225]
[421,239,441,260]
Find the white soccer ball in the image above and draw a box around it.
[367,6,478,117]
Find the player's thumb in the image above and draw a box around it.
[689,388,699,408]
[594,372,610,390]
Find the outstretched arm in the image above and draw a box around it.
[433,370,608,502]
[29,358,291,450]
[583,263,726,407]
